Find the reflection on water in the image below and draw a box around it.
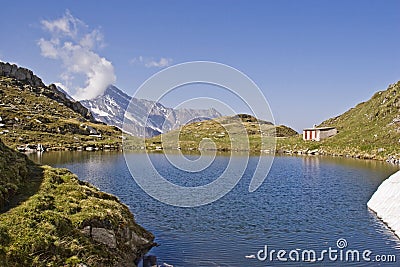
[28,152,400,266]
[302,156,321,177]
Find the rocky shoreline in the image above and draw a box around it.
[19,142,400,168]
[275,148,400,166]
[16,142,123,152]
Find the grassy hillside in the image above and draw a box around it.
[0,63,155,266]
[0,140,31,209]
[143,114,297,152]
[277,81,400,161]
[0,138,154,266]
[0,76,122,150]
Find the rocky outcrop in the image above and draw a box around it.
[47,84,95,121]
[0,62,44,87]
[90,227,117,248]
[368,170,400,239]
[80,217,155,266]
[0,61,95,121]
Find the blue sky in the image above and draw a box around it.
[0,0,399,131]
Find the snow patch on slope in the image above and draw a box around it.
[368,170,400,239]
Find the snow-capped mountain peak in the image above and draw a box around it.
[80,85,221,137]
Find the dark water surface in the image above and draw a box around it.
[29,152,400,266]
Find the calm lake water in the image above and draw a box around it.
[29,152,400,266]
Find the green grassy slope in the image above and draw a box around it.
[0,76,122,150]
[277,81,400,161]
[0,138,154,266]
[0,140,31,209]
[0,63,155,266]
[143,114,297,152]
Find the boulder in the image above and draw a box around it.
[91,227,117,248]
[80,217,156,266]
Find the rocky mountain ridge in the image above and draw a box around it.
[0,62,122,151]
[0,62,94,121]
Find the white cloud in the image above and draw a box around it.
[145,57,173,68]
[41,10,81,39]
[38,10,115,100]
[79,29,104,49]
[37,38,58,58]
[131,56,173,68]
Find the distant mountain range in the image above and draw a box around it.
[80,85,222,137]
